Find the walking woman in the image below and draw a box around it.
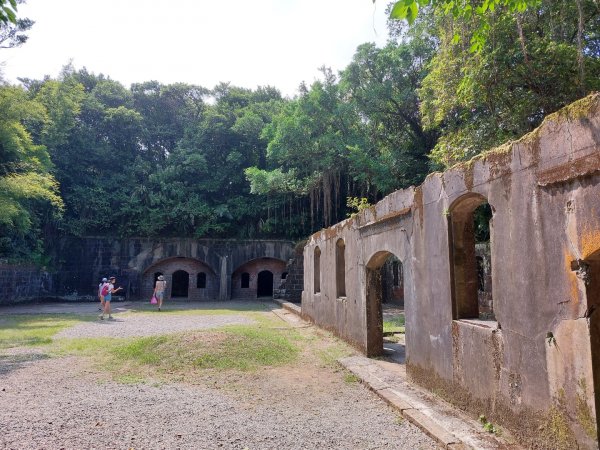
[154,275,167,311]
[99,276,123,320]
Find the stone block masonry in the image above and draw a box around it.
[274,241,305,303]
[0,265,50,305]
[38,238,297,303]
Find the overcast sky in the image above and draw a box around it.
[1,0,391,97]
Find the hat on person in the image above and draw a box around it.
[158,275,165,280]
[109,276,116,280]
[102,277,108,282]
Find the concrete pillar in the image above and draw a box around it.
[218,255,230,300]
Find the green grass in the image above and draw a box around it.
[108,325,300,375]
[315,342,354,368]
[192,328,297,370]
[0,305,352,387]
[383,315,405,334]
[344,372,360,383]
[0,315,91,349]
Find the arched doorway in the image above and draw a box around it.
[230,258,286,299]
[366,251,405,358]
[257,270,274,297]
[171,270,189,298]
[142,258,217,301]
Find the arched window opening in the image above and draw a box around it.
[197,272,206,289]
[314,247,321,294]
[450,196,494,321]
[336,239,346,298]
[281,272,288,280]
[171,270,189,298]
[241,272,250,289]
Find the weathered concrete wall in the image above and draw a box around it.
[301,94,600,448]
[302,188,415,352]
[0,265,53,304]
[47,238,294,302]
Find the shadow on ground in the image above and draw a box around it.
[0,352,50,376]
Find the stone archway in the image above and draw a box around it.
[142,257,217,301]
[231,257,286,300]
[366,250,404,358]
[257,270,274,297]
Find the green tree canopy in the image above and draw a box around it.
[418,0,600,167]
[0,85,63,261]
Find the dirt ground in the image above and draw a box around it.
[0,301,436,449]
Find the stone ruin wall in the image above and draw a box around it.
[301,94,600,448]
[274,241,306,303]
[0,265,53,305]
[0,238,297,303]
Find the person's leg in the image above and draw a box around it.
[106,299,112,318]
[157,291,163,310]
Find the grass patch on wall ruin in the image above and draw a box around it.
[576,379,597,440]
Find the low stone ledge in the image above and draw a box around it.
[403,409,461,448]
[271,297,301,316]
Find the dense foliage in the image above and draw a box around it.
[419,0,600,166]
[0,0,597,263]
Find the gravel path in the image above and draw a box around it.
[0,306,438,449]
[55,314,255,339]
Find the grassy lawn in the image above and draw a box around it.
[0,314,93,349]
[1,303,355,385]
[383,314,405,334]
[110,325,301,373]
[119,301,271,317]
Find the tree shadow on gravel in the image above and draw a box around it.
[0,352,50,376]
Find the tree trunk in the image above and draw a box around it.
[576,0,586,95]
[515,15,530,66]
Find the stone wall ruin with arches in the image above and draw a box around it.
[301,94,600,448]
[46,238,295,302]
